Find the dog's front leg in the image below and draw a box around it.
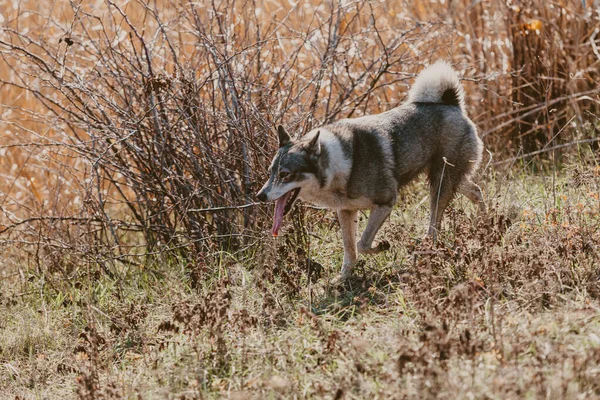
[357,205,392,254]
[337,209,358,279]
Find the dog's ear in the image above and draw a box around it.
[305,130,321,157]
[277,125,291,148]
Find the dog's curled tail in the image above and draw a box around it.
[408,61,465,112]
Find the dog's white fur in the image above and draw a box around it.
[408,61,465,111]
[297,129,374,210]
[315,129,352,189]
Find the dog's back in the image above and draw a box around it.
[322,62,483,212]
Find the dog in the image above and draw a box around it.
[257,61,485,280]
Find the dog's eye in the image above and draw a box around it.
[279,171,290,181]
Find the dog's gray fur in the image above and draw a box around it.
[257,61,485,280]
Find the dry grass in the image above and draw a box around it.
[0,0,599,398]
[1,156,600,398]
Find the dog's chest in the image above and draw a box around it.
[299,186,373,210]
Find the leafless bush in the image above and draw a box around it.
[0,0,447,268]
[0,0,598,273]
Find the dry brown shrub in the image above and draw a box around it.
[0,0,597,273]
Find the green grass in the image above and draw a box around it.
[1,156,600,399]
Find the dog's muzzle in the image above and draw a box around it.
[256,189,267,202]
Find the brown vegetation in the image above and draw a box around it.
[0,0,599,398]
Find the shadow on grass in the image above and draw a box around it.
[310,258,413,320]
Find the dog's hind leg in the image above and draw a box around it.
[428,159,461,239]
[338,209,358,278]
[357,205,393,255]
[459,179,486,213]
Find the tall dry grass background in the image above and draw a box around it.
[0,0,597,272]
[0,0,599,398]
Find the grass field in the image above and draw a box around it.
[1,0,600,398]
[2,151,599,398]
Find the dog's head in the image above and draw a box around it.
[257,125,321,235]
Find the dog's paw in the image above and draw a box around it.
[358,240,390,254]
[357,240,374,254]
[376,240,391,252]
[330,273,350,287]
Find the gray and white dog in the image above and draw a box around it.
[257,61,485,280]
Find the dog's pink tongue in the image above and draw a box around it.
[272,193,289,236]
